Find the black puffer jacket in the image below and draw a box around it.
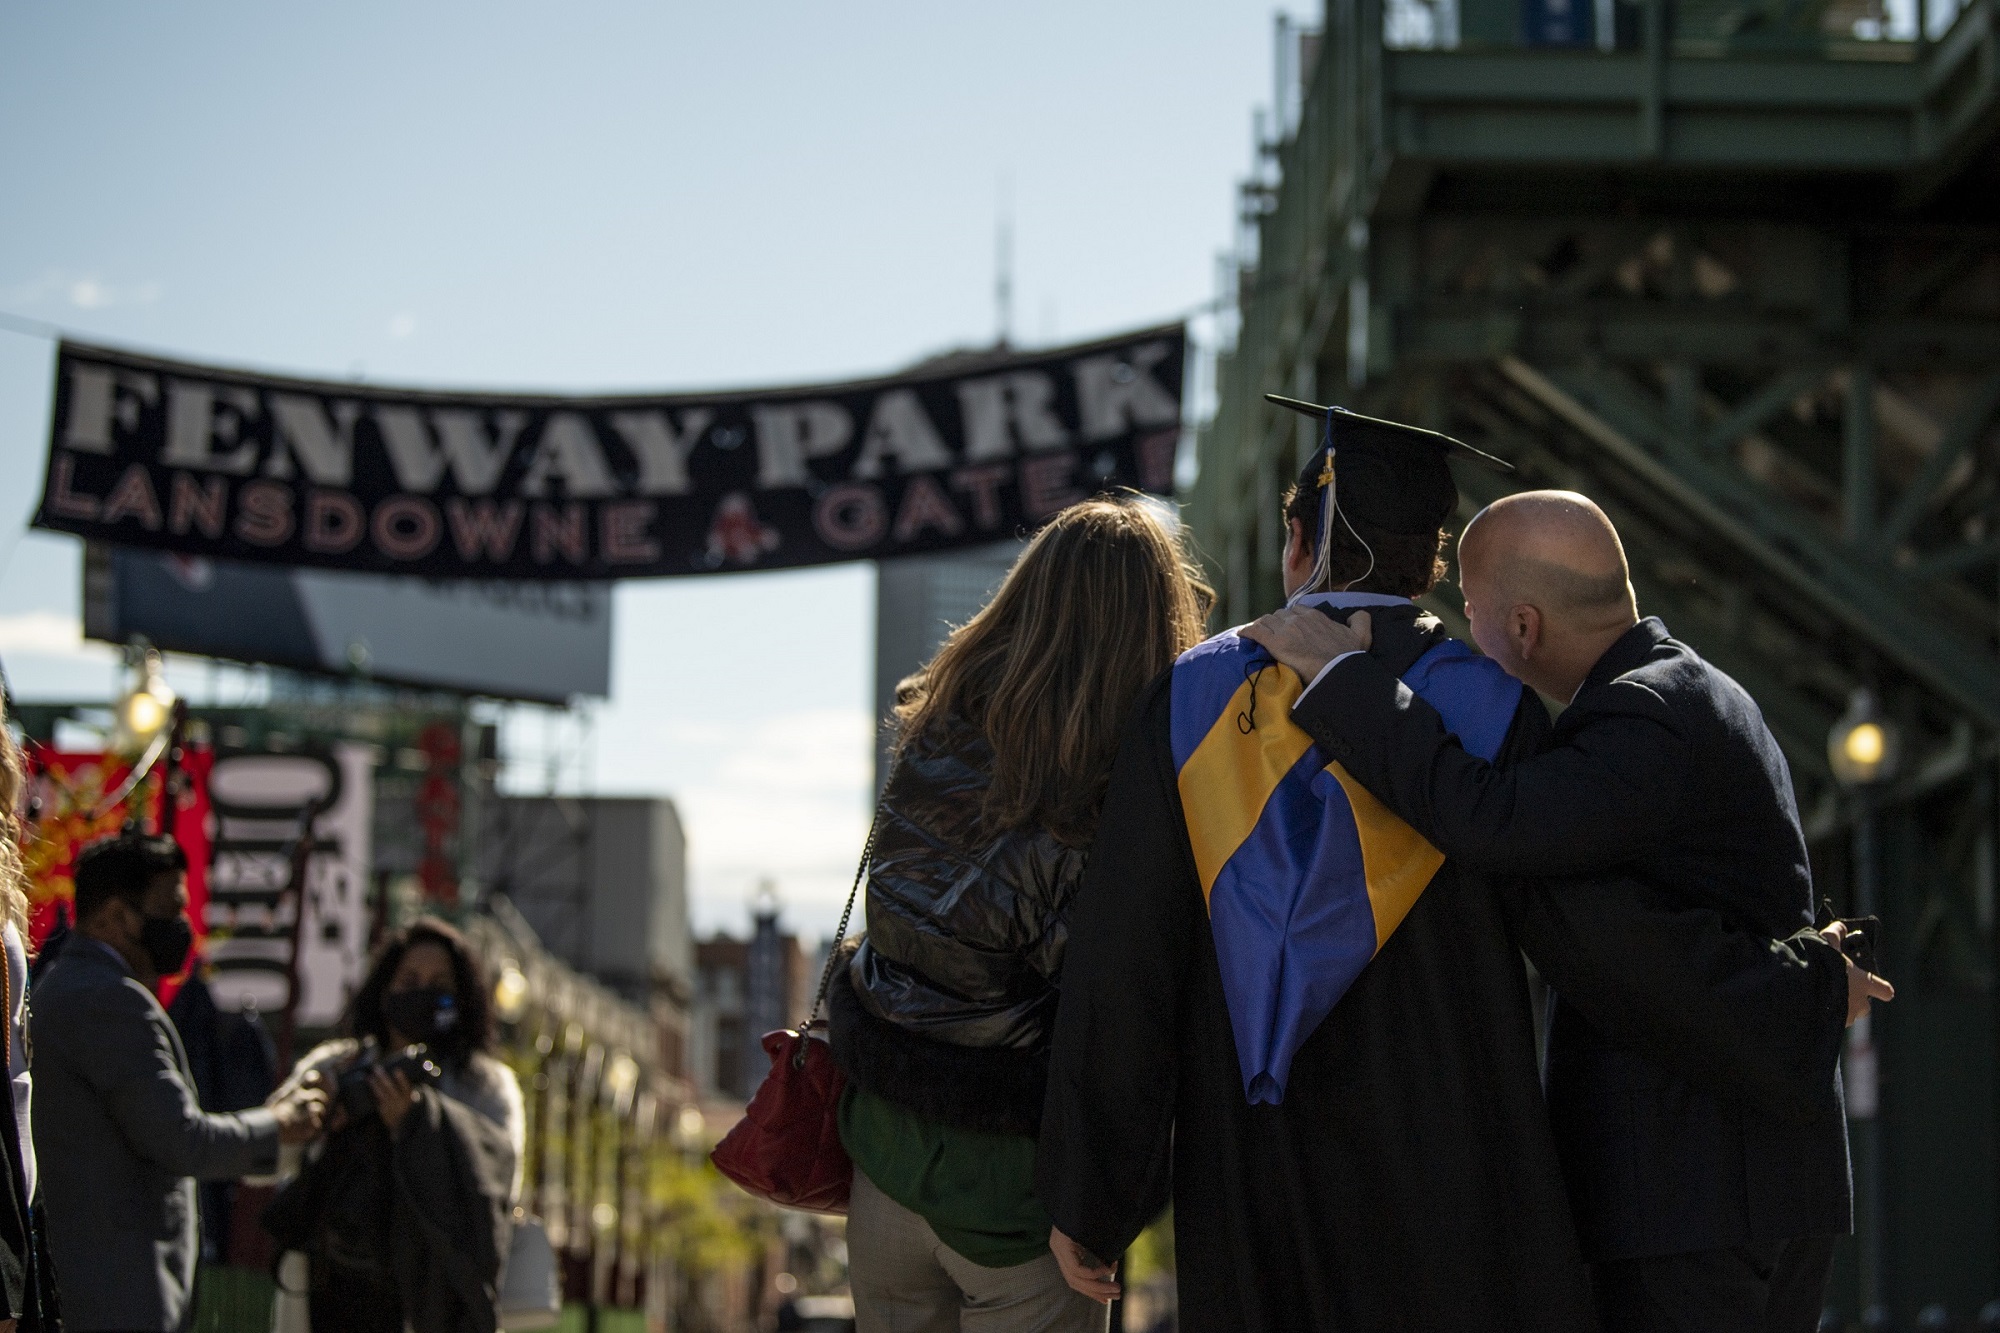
[831,714,1086,1137]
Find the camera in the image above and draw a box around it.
[335,1041,445,1120]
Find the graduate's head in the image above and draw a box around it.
[895,496,1212,845]
[1267,400,1490,601]
[1278,483,1448,601]
[1457,490,1639,703]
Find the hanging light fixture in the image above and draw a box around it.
[1825,685,1902,1314]
[111,645,178,757]
[1828,688,1902,788]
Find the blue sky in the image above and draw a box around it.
[0,2,1293,937]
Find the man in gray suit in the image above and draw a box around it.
[31,833,325,1333]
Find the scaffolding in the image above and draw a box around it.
[1194,1,2000,1316]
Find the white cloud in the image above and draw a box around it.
[2,270,162,311]
[645,708,875,941]
[707,708,873,793]
[386,312,417,339]
[0,613,121,700]
[0,611,95,656]
[679,708,873,872]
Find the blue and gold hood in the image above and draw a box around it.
[1168,595,1523,1104]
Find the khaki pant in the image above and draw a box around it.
[846,1169,1108,1333]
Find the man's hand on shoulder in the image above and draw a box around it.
[1819,920,1895,1025]
[1241,608,1373,683]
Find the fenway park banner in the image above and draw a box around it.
[33,326,1185,580]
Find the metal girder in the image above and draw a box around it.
[1444,410,1843,777]
[1196,3,2000,1313]
[1916,535,2000,577]
[1371,211,2000,679]
[1382,2,1997,174]
[1514,358,2000,727]
[1196,0,2000,733]
[1884,240,1990,316]
[1401,306,2000,368]
[1705,367,1826,455]
[1876,372,2000,551]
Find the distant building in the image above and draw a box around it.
[873,541,1022,783]
[475,795,694,1079]
[690,899,813,1102]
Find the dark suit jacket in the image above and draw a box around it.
[1294,616,1851,1262]
[31,941,280,1331]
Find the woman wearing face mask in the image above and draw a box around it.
[266,917,524,1333]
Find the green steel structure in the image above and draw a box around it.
[1194,0,2000,1320]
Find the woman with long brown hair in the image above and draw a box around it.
[829,496,1209,1332]
[0,699,57,1331]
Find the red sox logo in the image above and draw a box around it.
[706,492,780,566]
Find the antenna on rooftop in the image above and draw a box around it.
[1276,12,1294,138]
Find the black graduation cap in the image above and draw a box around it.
[1266,394,1509,537]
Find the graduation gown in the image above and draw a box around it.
[1035,669,1600,1333]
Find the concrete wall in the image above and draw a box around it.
[475,795,692,1007]
[872,540,1024,786]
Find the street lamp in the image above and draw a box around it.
[493,962,532,1026]
[111,646,177,757]
[675,1104,705,1145]
[1828,686,1901,1322]
[604,1052,640,1114]
[1829,689,1902,788]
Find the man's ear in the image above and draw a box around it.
[1281,518,1313,585]
[94,895,133,941]
[1510,604,1543,660]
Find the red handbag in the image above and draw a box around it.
[709,1025,852,1214]
[710,795,883,1215]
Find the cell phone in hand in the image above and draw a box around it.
[1819,898,1881,975]
[1837,915,1881,976]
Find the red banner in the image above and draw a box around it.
[20,748,213,1000]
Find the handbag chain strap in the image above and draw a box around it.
[0,933,10,1073]
[801,753,897,1040]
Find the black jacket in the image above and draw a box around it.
[833,715,1085,1136]
[1295,616,1851,1262]
[264,1082,513,1333]
[0,967,56,1333]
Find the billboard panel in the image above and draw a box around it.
[84,543,611,703]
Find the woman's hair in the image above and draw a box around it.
[0,711,33,943]
[895,497,1212,846]
[346,916,493,1064]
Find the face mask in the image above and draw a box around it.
[139,912,194,977]
[383,987,458,1043]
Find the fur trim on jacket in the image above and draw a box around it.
[827,955,1047,1138]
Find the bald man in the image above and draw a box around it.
[1243,491,1885,1333]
